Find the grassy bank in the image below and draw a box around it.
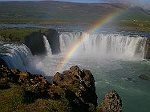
[115,20,150,33]
[0,28,49,42]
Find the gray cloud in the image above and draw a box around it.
[104,0,150,9]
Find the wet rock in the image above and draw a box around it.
[24,29,60,55]
[144,38,150,59]
[0,58,7,67]
[139,74,149,80]
[25,31,46,55]
[44,29,61,54]
[97,90,122,112]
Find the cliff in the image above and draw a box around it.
[24,29,60,55]
[144,38,150,59]
[0,66,122,112]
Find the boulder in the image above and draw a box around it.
[97,90,122,112]
[139,74,149,80]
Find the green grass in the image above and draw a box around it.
[116,20,150,33]
[0,84,25,111]
[0,1,149,34]
[0,83,72,112]
[0,28,49,42]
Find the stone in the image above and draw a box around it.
[97,90,122,112]
[144,38,150,59]
[44,29,61,54]
[139,74,149,80]
[52,65,97,106]
[25,31,46,55]
[0,58,7,67]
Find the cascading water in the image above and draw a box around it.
[0,43,32,70]
[59,32,147,59]
[0,32,148,74]
[43,35,52,56]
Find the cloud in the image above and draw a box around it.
[105,0,150,9]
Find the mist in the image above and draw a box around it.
[105,0,150,9]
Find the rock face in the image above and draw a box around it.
[144,38,150,59]
[24,29,61,55]
[0,58,7,67]
[0,66,97,111]
[0,65,122,112]
[25,31,46,55]
[44,29,61,54]
[97,90,122,112]
[53,66,97,106]
[0,67,50,95]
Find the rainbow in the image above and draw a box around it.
[56,8,125,72]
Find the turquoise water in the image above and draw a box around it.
[61,57,150,112]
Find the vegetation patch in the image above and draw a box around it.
[0,28,49,42]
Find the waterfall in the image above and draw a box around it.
[59,32,147,59]
[43,35,52,56]
[0,43,32,70]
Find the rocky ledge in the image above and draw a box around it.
[0,66,122,112]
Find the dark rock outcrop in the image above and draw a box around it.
[25,31,46,55]
[139,74,149,80]
[0,67,50,96]
[97,90,122,112]
[0,66,97,111]
[53,66,97,106]
[0,58,7,67]
[24,29,60,55]
[44,29,61,54]
[144,38,150,59]
[0,66,122,112]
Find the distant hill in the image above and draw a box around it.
[0,1,149,25]
[0,1,150,33]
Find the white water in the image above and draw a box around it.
[59,32,147,59]
[0,32,147,74]
[43,35,52,56]
[0,32,150,112]
[0,43,32,71]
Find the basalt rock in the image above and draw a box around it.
[139,74,149,80]
[144,38,150,59]
[52,66,97,106]
[25,31,46,55]
[24,29,61,55]
[44,29,61,54]
[97,90,122,112]
[0,58,7,67]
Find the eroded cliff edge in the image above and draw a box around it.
[0,66,122,112]
[24,29,61,55]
